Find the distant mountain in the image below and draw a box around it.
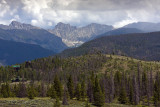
[0,21,67,52]
[0,39,54,65]
[49,22,113,47]
[123,22,160,32]
[0,21,40,30]
[94,28,144,39]
[60,31,160,61]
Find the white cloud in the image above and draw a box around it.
[47,22,53,26]
[0,0,10,17]
[113,13,138,28]
[0,0,160,28]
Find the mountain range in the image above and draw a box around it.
[0,21,67,52]
[1,21,160,65]
[48,22,160,47]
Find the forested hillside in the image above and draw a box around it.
[60,31,160,61]
[0,54,160,106]
[0,39,54,65]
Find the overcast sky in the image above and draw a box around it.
[0,0,160,28]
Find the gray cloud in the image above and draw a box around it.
[0,0,160,28]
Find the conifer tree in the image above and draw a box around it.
[87,80,94,103]
[49,85,56,99]
[54,75,63,100]
[67,75,74,99]
[153,72,160,106]
[129,81,134,104]
[27,85,35,99]
[114,71,121,96]
[81,80,86,100]
[5,83,11,97]
[62,86,69,105]
[40,82,46,97]
[1,84,8,98]
[13,84,18,97]
[17,82,27,98]
[142,71,147,97]
[75,83,81,100]
[94,76,105,107]
[118,87,127,104]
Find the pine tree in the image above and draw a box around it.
[129,81,134,104]
[142,71,147,97]
[87,80,94,103]
[54,75,63,100]
[27,86,35,99]
[153,72,160,106]
[81,80,86,101]
[114,71,121,96]
[118,87,127,104]
[5,83,11,97]
[67,75,74,99]
[17,82,27,98]
[1,84,8,98]
[94,76,105,107]
[110,71,114,103]
[75,83,81,100]
[87,72,95,103]
[62,86,69,105]
[13,84,18,97]
[49,85,56,99]
[40,82,46,97]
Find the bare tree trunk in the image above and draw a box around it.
[133,73,139,105]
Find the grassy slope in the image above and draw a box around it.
[100,55,160,74]
[0,98,137,107]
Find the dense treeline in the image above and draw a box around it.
[0,54,107,83]
[1,65,160,106]
[60,31,160,61]
[1,54,160,106]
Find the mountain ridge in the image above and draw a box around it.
[59,31,160,61]
[0,21,40,30]
[94,28,144,39]
[123,22,160,32]
[0,21,67,52]
[49,22,113,47]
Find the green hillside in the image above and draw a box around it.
[0,54,160,106]
[60,31,160,61]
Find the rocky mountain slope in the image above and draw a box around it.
[0,21,40,30]
[49,22,113,47]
